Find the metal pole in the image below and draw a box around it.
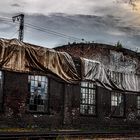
[12,14,24,41]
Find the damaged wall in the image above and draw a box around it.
[0,71,65,128]
[54,43,140,130]
[55,43,140,74]
[0,40,140,131]
[55,43,140,92]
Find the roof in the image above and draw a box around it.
[0,38,140,92]
[55,42,140,58]
[0,38,80,83]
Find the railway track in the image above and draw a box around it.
[0,130,140,139]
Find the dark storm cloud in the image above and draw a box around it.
[22,13,140,50]
[11,3,21,7]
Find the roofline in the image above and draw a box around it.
[54,42,140,58]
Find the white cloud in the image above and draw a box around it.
[21,0,96,15]
[0,0,120,15]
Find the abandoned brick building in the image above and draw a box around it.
[0,38,140,131]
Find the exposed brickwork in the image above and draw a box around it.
[0,71,64,128]
[55,43,140,74]
[0,43,140,132]
[0,69,140,131]
[54,43,140,130]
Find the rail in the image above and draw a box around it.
[0,130,140,139]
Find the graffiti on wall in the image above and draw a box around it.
[110,50,137,73]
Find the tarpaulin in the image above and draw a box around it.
[81,58,140,92]
[0,38,139,91]
[0,38,80,83]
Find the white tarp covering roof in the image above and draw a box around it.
[81,58,140,92]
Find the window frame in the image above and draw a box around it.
[80,81,97,116]
[110,91,125,118]
[136,95,140,117]
[27,74,50,114]
[0,71,4,112]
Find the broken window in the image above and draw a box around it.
[0,71,3,111]
[137,96,140,116]
[80,81,96,115]
[27,75,48,113]
[111,92,124,117]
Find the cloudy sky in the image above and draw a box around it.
[0,0,140,51]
